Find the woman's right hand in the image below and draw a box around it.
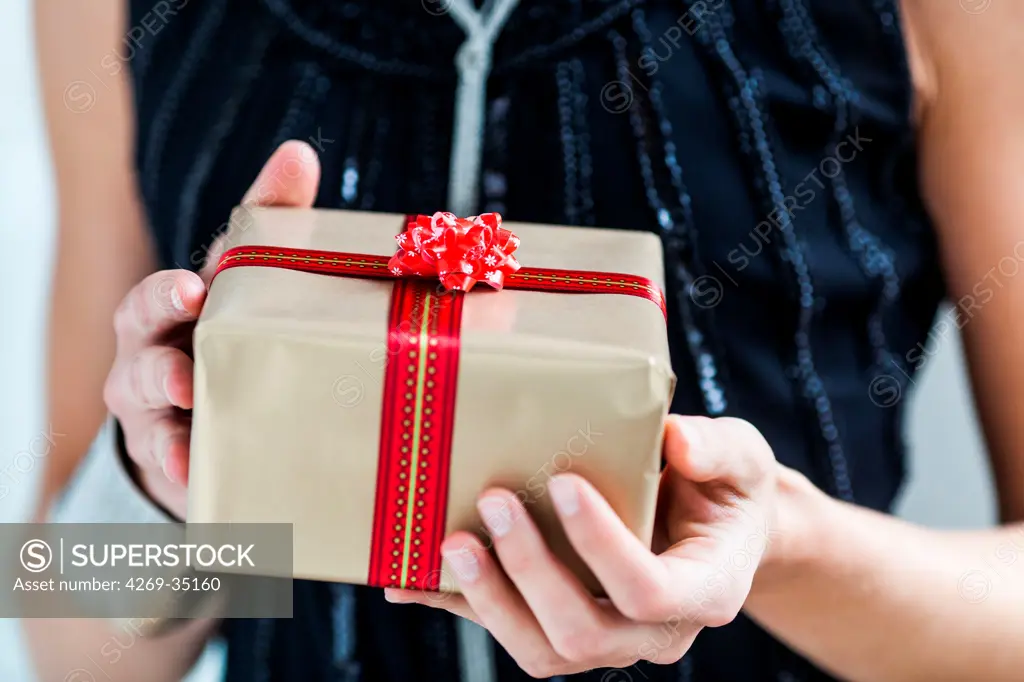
[102,141,322,518]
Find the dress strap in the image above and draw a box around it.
[446,0,521,216]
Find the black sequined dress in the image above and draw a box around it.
[127,0,942,679]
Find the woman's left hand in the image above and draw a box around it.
[384,415,779,677]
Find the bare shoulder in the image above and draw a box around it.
[896,0,1024,220]
[901,0,1024,112]
[36,0,138,179]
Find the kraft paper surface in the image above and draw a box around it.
[189,207,675,592]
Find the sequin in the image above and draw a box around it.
[271,62,332,149]
[259,0,443,78]
[556,61,582,225]
[359,114,391,210]
[142,0,229,211]
[483,96,511,215]
[497,0,645,72]
[341,159,360,206]
[174,26,275,265]
[339,80,373,207]
[684,0,853,501]
[569,59,596,226]
[777,0,902,379]
[413,83,446,214]
[628,9,729,416]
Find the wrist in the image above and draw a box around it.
[756,464,832,587]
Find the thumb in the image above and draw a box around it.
[663,415,775,496]
[200,140,321,282]
[240,139,321,208]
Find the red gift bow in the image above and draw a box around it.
[387,212,521,292]
[213,212,667,591]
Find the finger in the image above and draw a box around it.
[664,415,775,494]
[136,456,189,519]
[104,346,194,416]
[440,533,569,678]
[548,474,683,623]
[200,140,322,284]
[553,472,768,628]
[161,415,192,485]
[477,490,652,663]
[113,270,205,353]
[121,411,190,482]
[383,589,482,624]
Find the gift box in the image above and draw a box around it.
[188,208,675,592]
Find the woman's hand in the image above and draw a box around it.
[101,141,322,519]
[385,415,778,677]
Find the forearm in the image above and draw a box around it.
[746,468,1024,682]
[43,248,129,511]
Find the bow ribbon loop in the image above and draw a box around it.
[388,212,521,291]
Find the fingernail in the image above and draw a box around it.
[442,548,479,583]
[163,375,174,405]
[160,434,182,483]
[384,590,406,604]
[293,140,316,164]
[170,284,187,313]
[548,476,579,517]
[162,454,177,483]
[152,425,170,468]
[477,497,514,538]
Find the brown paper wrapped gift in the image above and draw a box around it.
[188,207,675,592]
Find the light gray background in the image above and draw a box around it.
[0,0,996,679]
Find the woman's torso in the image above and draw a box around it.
[127,0,942,679]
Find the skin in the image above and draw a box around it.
[386,416,776,676]
[744,469,1024,682]
[28,0,1024,680]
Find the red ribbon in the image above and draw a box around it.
[213,213,666,590]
